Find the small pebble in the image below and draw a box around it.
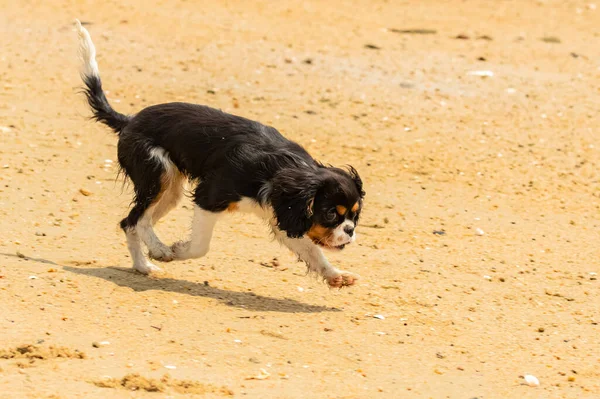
[475,228,485,236]
[373,315,385,320]
[467,70,494,77]
[524,374,540,387]
[164,365,177,370]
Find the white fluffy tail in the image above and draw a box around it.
[75,19,99,78]
[74,19,130,133]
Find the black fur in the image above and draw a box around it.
[82,75,130,133]
[82,77,365,239]
[270,168,324,238]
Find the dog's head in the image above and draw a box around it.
[270,166,365,249]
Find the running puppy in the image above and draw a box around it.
[75,20,364,288]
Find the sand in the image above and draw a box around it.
[1,0,599,397]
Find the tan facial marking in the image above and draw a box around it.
[227,202,239,212]
[351,202,360,213]
[307,224,331,243]
[336,205,347,216]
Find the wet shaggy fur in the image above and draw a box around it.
[75,19,365,286]
[81,74,364,236]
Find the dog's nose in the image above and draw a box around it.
[344,225,355,236]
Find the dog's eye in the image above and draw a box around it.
[326,208,337,221]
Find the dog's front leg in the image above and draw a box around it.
[272,228,358,288]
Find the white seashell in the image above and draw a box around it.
[475,228,485,236]
[373,315,385,320]
[245,368,271,380]
[524,374,539,387]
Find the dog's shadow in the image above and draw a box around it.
[63,265,340,314]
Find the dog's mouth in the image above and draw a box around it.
[330,243,346,250]
[314,241,347,250]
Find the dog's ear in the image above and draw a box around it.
[270,169,322,238]
[348,165,365,197]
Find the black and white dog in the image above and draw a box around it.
[75,20,364,288]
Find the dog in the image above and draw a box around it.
[74,20,365,288]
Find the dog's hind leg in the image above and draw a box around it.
[144,170,185,262]
[137,148,184,263]
[169,180,234,260]
[118,145,175,272]
[120,190,163,274]
[170,205,219,260]
[151,170,185,224]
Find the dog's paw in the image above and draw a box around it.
[133,260,162,274]
[148,245,175,262]
[170,241,209,260]
[326,271,358,288]
[171,240,190,259]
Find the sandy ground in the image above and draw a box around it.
[1,0,599,397]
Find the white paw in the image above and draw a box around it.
[171,241,208,260]
[171,240,191,260]
[326,270,358,288]
[148,245,175,262]
[133,261,162,274]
